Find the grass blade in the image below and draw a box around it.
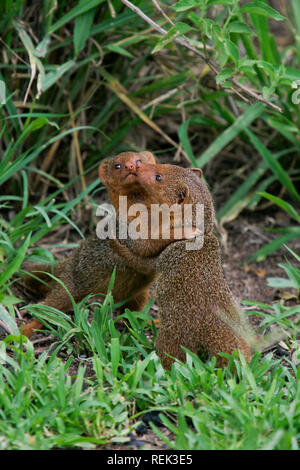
[247,228,300,262]
[48,0,105,34]
[196,103,264,167]
[258,192,300,223]
[0,233,31,287]
[245,128,300,204]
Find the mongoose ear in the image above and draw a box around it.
[140,151,156,164]
[191,168,203,179]
[176,184,190,205]
[99,160,109,183]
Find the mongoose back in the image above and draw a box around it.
[22,151,160,337]
[111,163,252,369]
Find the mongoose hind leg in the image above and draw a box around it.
[155,326,195,370]
[201,316,252,368]
[21,318,44,338]
[156,313,251,370]
[123,288,150,312]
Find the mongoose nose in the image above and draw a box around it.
[125,162,134,171]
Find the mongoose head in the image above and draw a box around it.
[135,163,202,205]
[136,163,214,234]
[99,151,156,193]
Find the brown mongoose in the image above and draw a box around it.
[22,152,189,338]
[99,151,196,258]
[21,151,160,337]
[110,162,252,369]
[98,150,156,218]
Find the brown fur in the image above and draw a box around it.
[155,235,251,369]
[98,151,156,217]
[111,163,252,368]
[22,151,159,337]
[103,151,191,258]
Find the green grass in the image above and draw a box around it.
[0,252,299,450]
[0,298,300,450]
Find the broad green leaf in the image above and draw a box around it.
[249,11,277,65]
[25,304,73,331]
[228,22,255,35]
[284,67,300,82]
[262,431,285,451]
[15,21,45,99]
[219,196,251,226]
[241,1,285,21]
[279,263,300,289]
[90,321,108,360]
[25,117,59,131]
[216,40,230,67]
[256,60,276,76]
[216,68,235,84]
[207,0,235,5]
[172,0,204,12]
[107,267,116,293]
[267,116,299,135]
[225,39,239,64]
[152,23,193,54]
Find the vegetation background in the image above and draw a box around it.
[0,0,300,450]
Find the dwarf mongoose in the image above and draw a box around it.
[111,163,252,368]
[22,151,159,337]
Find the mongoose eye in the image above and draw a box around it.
[155,174,162,182]
[115,163,121,169]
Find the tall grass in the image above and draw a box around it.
[0,0,299,262]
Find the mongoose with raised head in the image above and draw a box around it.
[98,151,156,218]
[22,151,160,337]
[111,162,252,369]
[99,151,194,258]
[22,152,192,338]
